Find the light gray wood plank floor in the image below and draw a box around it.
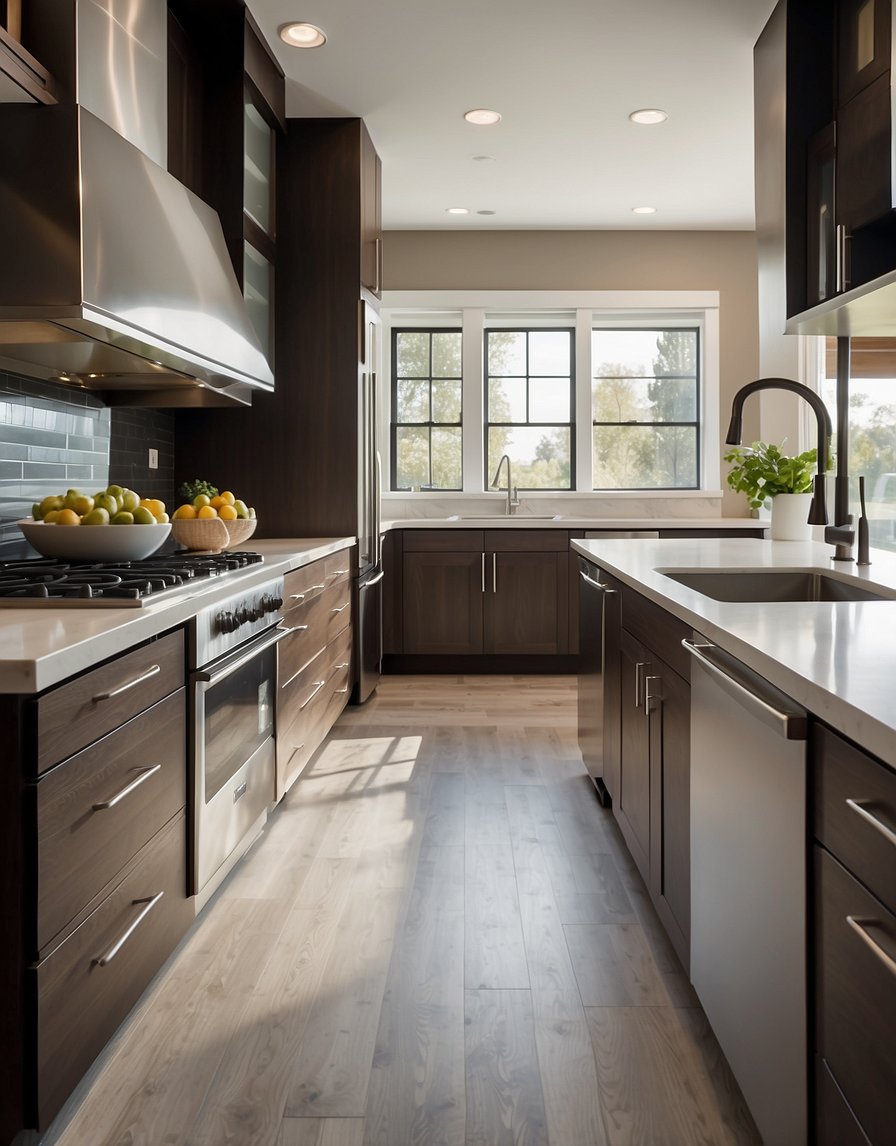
[43,675,760,1146]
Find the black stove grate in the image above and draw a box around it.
[0,552,264,603]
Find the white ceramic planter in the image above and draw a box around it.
[770,493,814,540]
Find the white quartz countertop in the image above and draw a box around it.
[572,536,896,769]
[0,538,354,694]
[386,516,763,531]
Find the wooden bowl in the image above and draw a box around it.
[170,516,257,553]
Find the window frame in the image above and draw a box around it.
[381,290,721,498]
[390,326,464,491]
[590,324,702,492]
[484,326,576,492]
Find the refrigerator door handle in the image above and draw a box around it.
[374,448,383,567]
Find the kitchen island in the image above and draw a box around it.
[573,534,896,1145]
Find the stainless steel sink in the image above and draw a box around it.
[658,569,896,603]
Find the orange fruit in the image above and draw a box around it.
[219,490,236,506]
[218,504,238,520]
[172,503,198,520]
[210,495,227,509]
[196,505,218,519]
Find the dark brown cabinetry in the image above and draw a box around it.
[762,0,896,326]
[276,551,353,798]
[0,2,57,104]
[812,722,896,1144]
[176,117,382,544]
[395,530,570,666]
[0,630,191,1140]
[597,582,691,968]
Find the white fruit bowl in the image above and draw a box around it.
[18,519,171,561]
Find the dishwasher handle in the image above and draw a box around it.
[682,638,808,741]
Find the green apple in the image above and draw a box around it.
[119,489,140,513]
[132,506,156,525]
[106,484,125,500]
[94,492,119,516]
[111,511,135,525]
[81,507,111,525]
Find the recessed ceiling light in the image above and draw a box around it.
[629,108,667,125]
[446,207,470,215]
[632,206,657,214]
[279,22,327,48]
[464,109,502,126]
[477,210,496,215]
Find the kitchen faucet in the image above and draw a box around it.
[725,376,839,539]
[490,454,520,516]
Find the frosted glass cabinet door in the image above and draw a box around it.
[244,242,273,361]
[244,101,274,236]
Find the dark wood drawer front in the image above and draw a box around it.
[35,690,186,955]
[279,579,351,687]
[277,628,352,795]
[484,529,568,552]
[283,551,352,616]
[32,812,192,1129]
[36,630,184,775]
[816,1057,872,1146]
[814,723,896,915]
[403,529,483,552]
[815,846,895,1146]
[621,586,690,680]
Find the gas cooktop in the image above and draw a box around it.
[0,551,265,607]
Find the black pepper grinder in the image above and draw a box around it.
[857,476,870,566]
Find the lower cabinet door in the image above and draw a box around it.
[31,812,192,1129]
[815,845,895,1145]
[484,551,567,655]
[402,551,484,655]
[616,631,651,882]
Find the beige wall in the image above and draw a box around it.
[383,230,762,514]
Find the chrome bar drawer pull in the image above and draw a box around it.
[92,764,162,811]
[331,603,349,614]
[93,891,165,966]
[845,799,896,848]
[299,680,327,711]
[644,675,662,714]
[93,664,160,702]
[579,569,617,594]
[634,661,648,707]
[846,916,896,979]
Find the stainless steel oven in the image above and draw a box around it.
[190,576,285,906]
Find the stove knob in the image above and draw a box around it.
[249,607,262,621]
[237,607,250,625]
[272,595,283,610]
[217,611,234,634]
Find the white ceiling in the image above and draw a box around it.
[247,0,778,231]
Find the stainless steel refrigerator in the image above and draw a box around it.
[352,296,383,703]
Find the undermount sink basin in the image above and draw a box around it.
[658,568,896,603]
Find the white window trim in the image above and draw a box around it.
[381,289,721,497]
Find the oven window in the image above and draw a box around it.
[202,644,275,803]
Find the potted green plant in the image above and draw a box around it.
[723,440,819,539]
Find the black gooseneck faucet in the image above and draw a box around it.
[725,376,833,527]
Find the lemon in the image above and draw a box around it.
[71,494,94,516]
[106,484,125,500]
[94,492,119,516]
[219,490,236,506]
[197,505,218,519]
[39,495,64,518]
[193,494,211,508]
[172,503,198,520]
[56,508,81,526]
[218,504,238,520]
[81,507,110,525]
[155,511,170,523]
[120,489,140,513]
[43,509,62,524]
[132,506,156,525]
[111,511,135,525]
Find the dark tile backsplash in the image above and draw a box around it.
[0,373,175,557]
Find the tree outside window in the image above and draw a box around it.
[485,329,574,490]
[392,329,463,490]
[592,328,700,489]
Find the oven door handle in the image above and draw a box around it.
[194,626,291,685]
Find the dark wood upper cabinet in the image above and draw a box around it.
[0,0,57,103]
[839,0,891,103]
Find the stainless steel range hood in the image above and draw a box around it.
[0,102,274,406]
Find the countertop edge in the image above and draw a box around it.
[0,537,355,694]
[572,536,896,770]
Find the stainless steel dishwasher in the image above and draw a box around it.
[684,635,808,1146]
